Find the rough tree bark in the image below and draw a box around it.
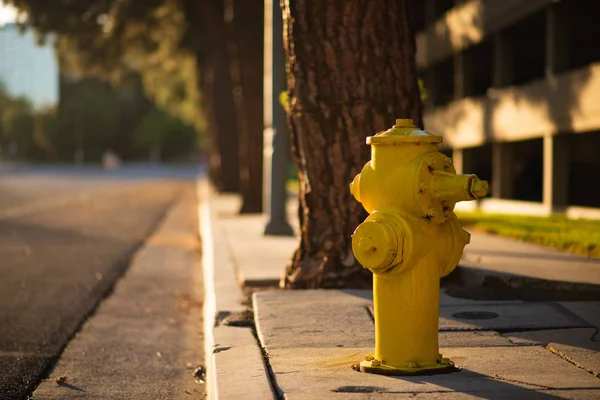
[187,0,240,193]
[226,0,264,213]
[281,0,423,288]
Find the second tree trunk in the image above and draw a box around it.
[227,0,264,213]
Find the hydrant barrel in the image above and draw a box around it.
[350,119,488,376]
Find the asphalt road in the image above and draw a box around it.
[0,165,201,399]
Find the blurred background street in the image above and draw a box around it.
[0,165,201,398]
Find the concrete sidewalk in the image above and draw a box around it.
[254,290,600,399]
[459,229,600,286]
[210,191,298,287]
[201,183,600,399]
[213,189,600,291]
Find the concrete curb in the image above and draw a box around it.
[198,179,275,400]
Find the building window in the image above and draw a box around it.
[463,39,493,97]
[513,138,543,202]
[569,131,600,207]
[432,57,454,107]
[506,10,546,86]
[565,0,600,71]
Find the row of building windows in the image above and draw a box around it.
[417,0,600,109]
[440,130,600,208]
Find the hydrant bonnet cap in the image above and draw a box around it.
[367,118,442,145]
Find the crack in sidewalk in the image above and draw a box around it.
[490,374,554,390]
[544,344,600,378]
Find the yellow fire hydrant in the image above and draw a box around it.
[350,119,489,375]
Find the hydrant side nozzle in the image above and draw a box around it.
[469,177,489,199]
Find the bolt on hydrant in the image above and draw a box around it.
[350,119,489,375]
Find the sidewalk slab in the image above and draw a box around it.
[224,191,600,292]
[559,302,600,328]
[207,188,600,399]
[438,303,591,331]
[253,290,374,350]
[254,290,600,399]
[265,346,600,399]
[504,328,600,377]
[211,191,297,287]
[459,229,600,287]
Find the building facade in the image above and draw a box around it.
[413,0,600,217]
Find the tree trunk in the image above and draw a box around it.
[200,52,241,193]
[226,0,264,213]
[187,0,240,193]
[281,0,423,289]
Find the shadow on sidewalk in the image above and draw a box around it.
[337,369,574,399]
[465,248,600,264]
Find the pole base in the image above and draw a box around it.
[264,220,294,236]
[353,358,459,376]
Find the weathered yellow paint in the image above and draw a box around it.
[350,119,489,375]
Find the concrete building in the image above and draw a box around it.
[413,0,600,218]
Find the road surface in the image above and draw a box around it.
[0,165,201,399]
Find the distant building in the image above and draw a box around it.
[0,23,59,110]
[413,0,600,217]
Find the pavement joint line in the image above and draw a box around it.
[544,344,600,378]
[250,298,285,400]
[489,374,555,390]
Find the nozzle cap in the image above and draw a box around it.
[469,178,489,198]
[352,219,398,270]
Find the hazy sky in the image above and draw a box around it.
[0,1,17,25]
[0,3,59,110]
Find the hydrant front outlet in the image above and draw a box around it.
[350,119,489,376]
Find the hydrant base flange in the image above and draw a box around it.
[355,360,459,376]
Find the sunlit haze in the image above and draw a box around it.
[0,2,17,25]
